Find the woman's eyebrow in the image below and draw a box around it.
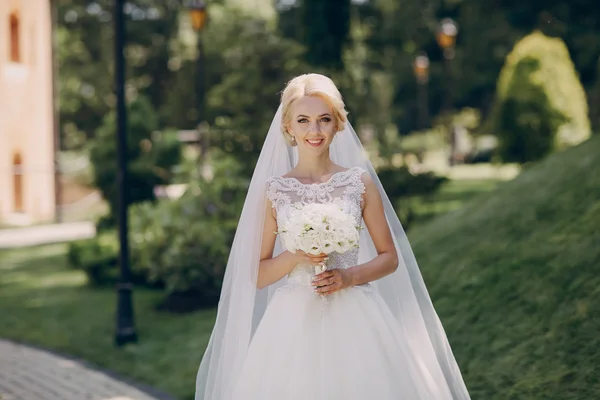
[296,113,331,118]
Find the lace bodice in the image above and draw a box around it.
[266,167,367,286]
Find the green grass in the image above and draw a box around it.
[0,243,215,400]
[412,178,502,223]
[410,135,600,399]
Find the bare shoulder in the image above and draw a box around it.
[359,169,374,186]
[359,169,377,194]
[359,170,382,209]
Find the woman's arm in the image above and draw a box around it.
[256,198,328,290]
[313,173,399,294]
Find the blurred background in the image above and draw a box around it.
[0,0,599,399]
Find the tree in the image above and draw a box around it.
[494,57,568,163]
[56,0,184,149]
[490,30,590,161]
[203,13,309,168]
[354,0,600,135]
[300,0,351,70]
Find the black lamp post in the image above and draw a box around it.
[436,17,458,113]
[413,52,430,130]
[114,0,137,347]
[436,17,459,165]
[185,0,209,158]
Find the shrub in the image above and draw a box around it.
[89,95,181,230]
[378,166,447,199]
[67,231,151,287]
[67,232,119,286]
[495,57,568,163]
[377,166,447,229]
[490,31,590,162]
[129,150,250,311]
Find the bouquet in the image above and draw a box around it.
[277,203,361,274]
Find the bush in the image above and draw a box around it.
[377,166,447,229]
[89,95,181,230]
[129,150,250,311]
[67,233,119,286]
[67,231,151,287]
[495,58,568,163]
[490,31,590,162]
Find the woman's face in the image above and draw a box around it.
[288,96,338,154]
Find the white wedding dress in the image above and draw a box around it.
[231,167,454,400]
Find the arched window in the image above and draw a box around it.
[13,152,24,212]
[10,11,21,63]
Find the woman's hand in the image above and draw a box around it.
[312,268,353,296]
[288,250,329,267]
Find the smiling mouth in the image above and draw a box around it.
[306,139,324,147]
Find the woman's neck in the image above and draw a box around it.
[292,152,341,181]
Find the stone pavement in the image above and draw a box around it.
[0,222,95,249]
[0,339,170,400]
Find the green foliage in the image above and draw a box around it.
[67,232,119,286]
[355,0,600,135]
[89,96,181,227]
[300,0,351,69]
[377,166,447,229]
[410,135,600,399]
[494,57,568,163]
[129,150,250,310]
[67,230,151,287]
[589,58,600,134]
[491,31,590,161]
[204,15,309,168]
[379,167,448,199]
[56,2,183,148]
[56,0,600,151]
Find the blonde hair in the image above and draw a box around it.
[280,74,348,146]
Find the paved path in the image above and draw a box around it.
[0,339,168,400]
[0,222,95,249]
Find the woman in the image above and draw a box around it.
[195,74,471,399]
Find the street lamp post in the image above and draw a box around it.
[185,0,208,159]
[413,52,430,130]
[436,17,459,165]
[436,18,458,113]
[114,0,137,347]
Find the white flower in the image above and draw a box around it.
[277,203,360,257]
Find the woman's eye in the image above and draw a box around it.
[298,118,308,123]
[320,117,332,123]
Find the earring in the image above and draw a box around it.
[290,135,297,145]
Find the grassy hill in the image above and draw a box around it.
[410,135,600,399]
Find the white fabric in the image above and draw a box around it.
[195,104,471,400]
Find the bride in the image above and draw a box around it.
[195,74,471,399]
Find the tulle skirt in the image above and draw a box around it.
[231,282,454,400]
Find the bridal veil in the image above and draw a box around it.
[195,100,471,400]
